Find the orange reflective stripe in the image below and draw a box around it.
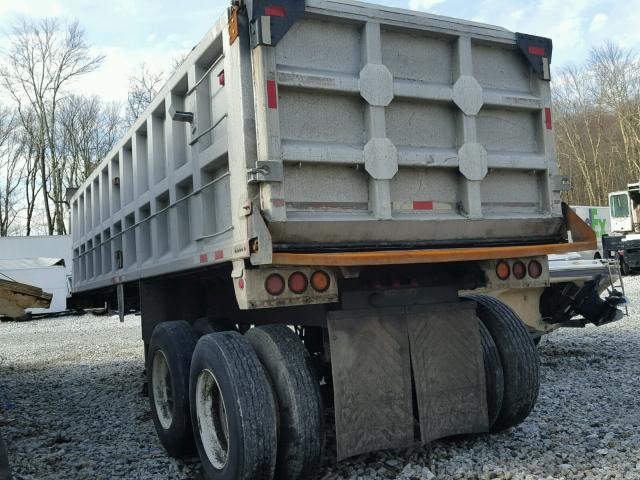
[271,241,593,267]
[271,205,597,267]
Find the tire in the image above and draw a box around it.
[479,322,504,429]
[245,326,324,480]
[465,295,540,432]
[147,321,198,458]
[0,433,11,480]
[190,332,277,480]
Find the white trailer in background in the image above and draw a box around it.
[0,235,72,276]
[0,236,72,314]
[69,1,610,478]
[0,259,68,314]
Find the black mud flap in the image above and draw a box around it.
[327,308,414,461]
[328,303,488,460]
[407,303,489,443]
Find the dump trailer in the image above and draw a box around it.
[69,1,597,478]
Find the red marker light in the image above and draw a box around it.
[265,274,285,296]
[265,6,286,16]
[528,45,545,56]
[545,108,552,130]
[288,272,308,294]
[528,260,543,279]
[513,261,526,280]
[267,80,278,109]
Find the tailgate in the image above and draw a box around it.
[250,1,565,249]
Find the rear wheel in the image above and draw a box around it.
[479,322,504,429]
[466,295,540,432]
[190,332,277,480]
[147,321,198,458]
[245,325,324,480]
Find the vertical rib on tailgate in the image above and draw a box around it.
[253,1,566,247]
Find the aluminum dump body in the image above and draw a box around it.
[71,0,566,293]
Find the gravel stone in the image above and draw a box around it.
[2,276,640,479]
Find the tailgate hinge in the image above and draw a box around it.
[247,160,283,183]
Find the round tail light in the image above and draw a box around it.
[496,261,510,280]
[512,261,526,280]
[265,274,285,296]
[528,260,543,279]
[310,271,330,292]
[288,272,308,294]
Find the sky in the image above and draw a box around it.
[0,0,638,104]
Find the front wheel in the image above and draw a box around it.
[190,332,278,480]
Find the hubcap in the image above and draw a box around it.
[152,350,174,430]
[196,369,229,470]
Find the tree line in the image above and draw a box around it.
[554,42,640,206]
[0,17,172,236]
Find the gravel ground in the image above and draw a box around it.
[2,278,640,480]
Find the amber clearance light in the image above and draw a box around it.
[310,271,331,292]
[496,261,510,280]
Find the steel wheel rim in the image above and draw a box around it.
[152,350,174,430]
[196,368,229,470]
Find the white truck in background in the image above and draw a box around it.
[604,185,640,275]
[67,1,617,478]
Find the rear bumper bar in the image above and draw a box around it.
[272,204,596,267]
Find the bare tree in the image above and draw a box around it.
[553,41,640,206]
[0,106,25,236]
[18,109,45,236]
[589,42,640,179]
[58,94,123,187]
[126,62,164,127]
[169,51,190,76]
[0,17,104,234]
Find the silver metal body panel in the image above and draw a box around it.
[71,1,563,293]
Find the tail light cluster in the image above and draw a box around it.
[265,271,331,296]
[496,260,543,281]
